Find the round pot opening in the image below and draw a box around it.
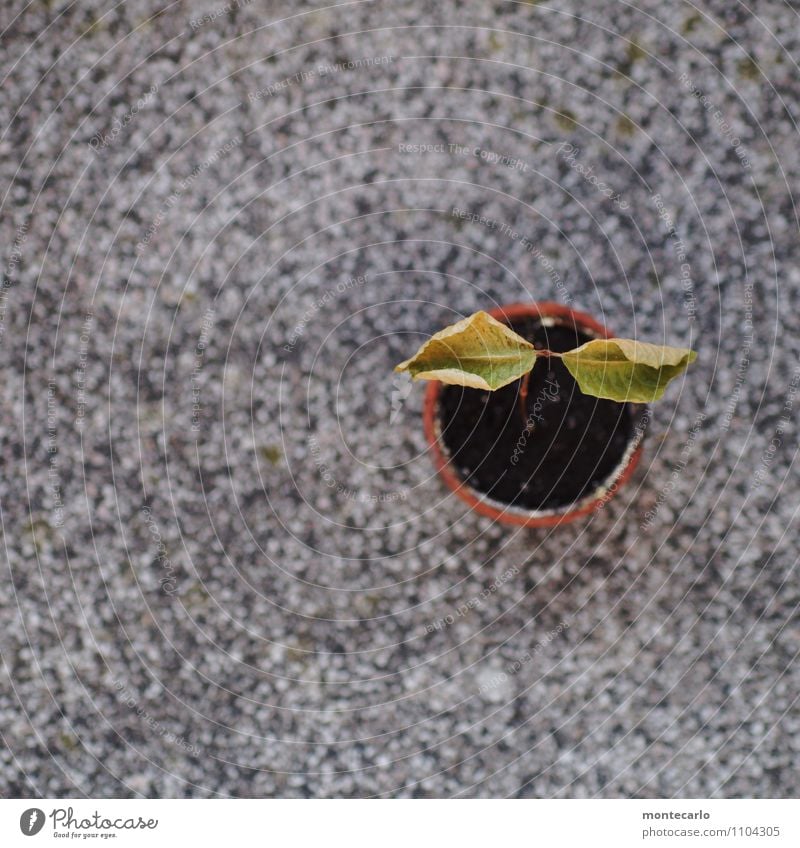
[423,302,647,527]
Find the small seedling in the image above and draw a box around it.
[395,310,695,404]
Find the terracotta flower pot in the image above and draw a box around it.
[422,302,646,528]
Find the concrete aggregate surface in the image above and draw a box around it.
[0,0,799,797]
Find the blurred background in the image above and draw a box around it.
[1,0,798,797]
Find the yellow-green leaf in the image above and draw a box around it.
[394,311,536,391]
[561,338,697,402]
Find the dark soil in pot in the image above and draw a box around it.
[438,316,637,511]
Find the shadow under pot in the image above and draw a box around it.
[423,302,647,527]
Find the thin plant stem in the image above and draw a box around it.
[517,350,562,424]
[518,370,531,423]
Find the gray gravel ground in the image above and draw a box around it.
[1,0,799,797]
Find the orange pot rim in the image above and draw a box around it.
[422,301,645,528]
